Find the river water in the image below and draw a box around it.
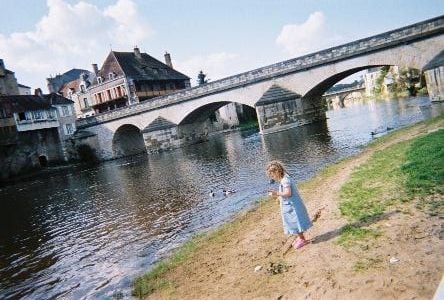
[1,97,443,299]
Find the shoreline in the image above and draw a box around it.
[133,115,443,299]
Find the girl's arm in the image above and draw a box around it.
[269,186,292,197]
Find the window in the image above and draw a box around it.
[83,98,89,108]
[65,123,74,135]
[47,109,56,119]
[80,84,86,93]
[97,77,103,84]
[108,73,114,80]
[18,112,28,121]
[62,106,70,116]
[32,110,44,120]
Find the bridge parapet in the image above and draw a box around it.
[77,16,443,128]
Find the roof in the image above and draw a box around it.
[46,93,75,105]
[255,84,302,106]
[0,93,73,114]
[60,79,81,94]
[47,68,89,92]
[423,50,444,71]
[17,83,31,88]
[143,116,177,133]
[112,51,190,81]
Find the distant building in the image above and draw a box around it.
[423,50,444,102]
[58,71,96,118]
[18,83,31,95]
[88,48,191,113]
[47,68,90,94]
[0,59,20,96]
[364,66,399,96]
[0,92,76,180]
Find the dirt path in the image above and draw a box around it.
[145,122,443,300]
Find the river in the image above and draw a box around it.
[0,96,443,299]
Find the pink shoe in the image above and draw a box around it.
[292,238,308,249]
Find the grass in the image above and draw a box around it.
[337,224,380,248]
[353,257,383,272]
[401,129,444,195]
[132,234,205,298]
[337,123,443,249]
[339,140,410,222]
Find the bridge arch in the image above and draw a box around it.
[303,66,385,101]
[112,124,146,158]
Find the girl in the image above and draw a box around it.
[266,161,312,249]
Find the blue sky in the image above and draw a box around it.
[1,0,443,91]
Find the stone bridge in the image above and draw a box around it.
[323,86,366,108]
[75,16,444,160]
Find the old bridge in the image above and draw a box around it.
[75,16,444,160]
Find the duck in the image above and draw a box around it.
[209,190,215,197]
[223,189,235,196]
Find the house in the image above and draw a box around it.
[0,59,20,96]
[0,92,76,180]
[58,71,96,118]
[47,68,90,94]
[18,83,31,95]
[88,48,191,113]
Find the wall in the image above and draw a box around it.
[424,66,444,101]
[0,128,64,180]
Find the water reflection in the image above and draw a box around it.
[0,97,443,298]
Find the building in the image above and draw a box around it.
[423,50,444,102]
[18,83,31,95]
[88,48,191,113]
[47,68,90,93]
[58,71,96,118]
[0,59,20,96]
[364,66,399,96]
[0,92,76,180]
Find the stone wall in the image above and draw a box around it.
[0,128,64,180]
[424,66,444,101]
[256,97,325,134]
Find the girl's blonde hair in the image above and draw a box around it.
[266,160,287,179]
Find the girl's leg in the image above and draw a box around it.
[297,232,306,241]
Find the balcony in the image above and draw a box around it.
[16,118,60,132]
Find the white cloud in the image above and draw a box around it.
[276,11,343,58]
[0,0,153,91]
[175,52,243,86]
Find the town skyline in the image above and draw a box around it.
[0,0,443,91]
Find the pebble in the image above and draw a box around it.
[389,257,400,264]
[254,265,262,272]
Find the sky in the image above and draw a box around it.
[0,0,443,92]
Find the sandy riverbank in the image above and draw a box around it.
[135,116,443,300]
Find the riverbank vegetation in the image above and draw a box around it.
[132,115,443,299]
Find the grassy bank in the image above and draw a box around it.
[133,115,443,298]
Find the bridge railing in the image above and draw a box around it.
[77,16,443,128]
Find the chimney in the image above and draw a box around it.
[92,64,99,75]
[134,47,141,59]
[34,88,43,97]
[164,52,173,69]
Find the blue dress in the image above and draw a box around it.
[279,174,312,234]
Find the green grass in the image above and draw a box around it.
[337,224,380,248]
[338,123,444,249]
[401,129,444,195]
[339,140,410,222]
